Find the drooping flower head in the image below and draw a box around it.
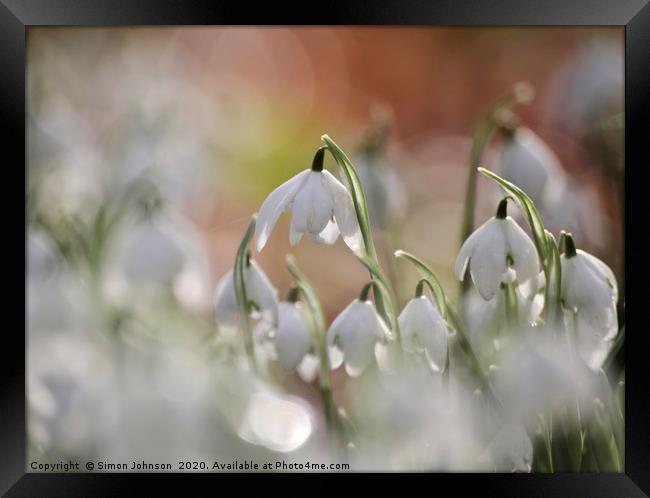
[255,147,364,253]
[270,300,313,372]
[213,256,279,329]
[398,281,451,373]
[256,290,344,380]
[456,198,539,301]
[560,233,618,370]
[327,284,390,377]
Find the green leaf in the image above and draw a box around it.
[321,134,375,258]
[233,215,257,372]
[544,230,563,329]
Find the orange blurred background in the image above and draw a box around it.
[28,27,624,324]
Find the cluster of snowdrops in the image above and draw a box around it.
[213,131,623,472]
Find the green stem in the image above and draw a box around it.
[233,216,258,374]
[322,135,400,343]
[503,282,518,327]
[458,83,533,301]
[286,255,337,443]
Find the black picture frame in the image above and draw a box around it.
[3,1,648,495]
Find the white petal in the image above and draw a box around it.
[289,216,304,246]
[504,217,539,296]
[328,345,344,369]
[327,299,383,376]
[398,298,426,354]
[245,261,279,324]
[296,354,320,383]
[456,217,495,280]
[374,340,401,374]
[469,219,508,300]
[308,219,340,245]
[327,300,357,346]
[562,254,616,333]
[255,169,309,252]
[289,177,312,234]
[292,172,334,235]
[398,297,447,371]
[214,270,238,327]
[574,312,616,370]
[578,249,618,302]
[325,170,364,253]
[274,302,312,371]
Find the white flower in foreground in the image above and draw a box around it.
[327,299,389,377]
[499,127,567,211]
[214,259,279,328]
[488,424,533,472]
[271,302,313,371]
[398,296,449,372]
[456,199,539,300]
[255,148,363,253]
[561,235,618,370]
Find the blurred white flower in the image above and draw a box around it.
[28,270,96,337]
[561,238,618,370]
[255,149,363,253]
[499,127,567,212]
[237,391,314,453]
[488,424,533,472]
[345,367,488,470]
[398,296,449,372]
[270,302,313,371]
[456,201,539,300]
[327,299,389,377]
[214,259,279,328]
[355,156,406,229]
[108,210,212,311]
[493,332,598,421]
[552,39,623,129]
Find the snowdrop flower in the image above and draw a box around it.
[456,198,539,300]
[398,284,450,372]
[499,127,567,211]
[327,292,390,377]
[255,147,363,253]
[561,234,618,369]
[270,301,313,371]
[254,292,344,381]
[108,208,212,311]
[214,258,279,328]
[355,155,406,230]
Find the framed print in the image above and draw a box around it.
[3,0,649,495]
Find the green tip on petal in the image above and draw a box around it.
[564,232,577,258]
[311,147,326,172]
[496,197,509,219]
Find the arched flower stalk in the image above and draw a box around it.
[285,255,338,443]
[322,135,402,345]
